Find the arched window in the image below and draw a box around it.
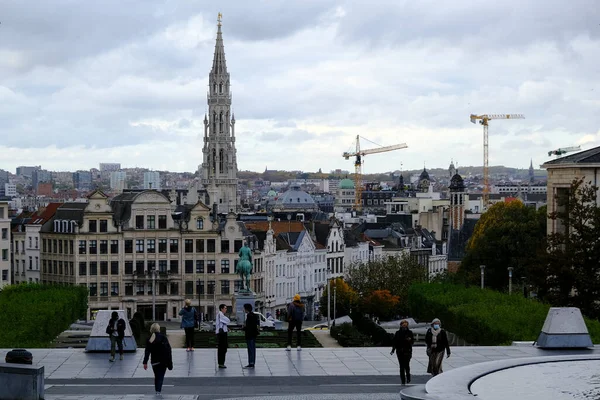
[196,218,204,230]
[219,149,225,173]
[219,112,223,132]
[212,112,217,133]
[219,83,223,93]
[213,83,217,94]
[211,149,216,173]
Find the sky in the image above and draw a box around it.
[1,0,598,175]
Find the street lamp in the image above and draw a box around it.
[507,267,514,294]
[333,285,337,323]
[480,265,485,289]
[267,299,272,318]
[327,266,332,329]
[150,267,158,322]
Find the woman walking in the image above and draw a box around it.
[390,319,414,384]
[143,323,173,396]
[179,299,198,351]
[425,318,451,376]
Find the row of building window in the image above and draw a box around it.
[85,280,241,297]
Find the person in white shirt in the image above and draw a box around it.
[215,304,230,369]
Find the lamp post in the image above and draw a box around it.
[151,267,158,322]
[267,299,272,318]
[333,285,337,323]
[327,266,332,329]
[507,267,514,294]
[480,265,485,289]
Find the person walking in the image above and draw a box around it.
[390,319,414,385]
[143,323,173,396]
[106,311,126,362]
[425,318,451,376]
[286,294,305,351]
[242,303,259,368]
[179,299,198,351]
[216,304,230,369]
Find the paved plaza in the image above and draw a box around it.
[2,344,599,399]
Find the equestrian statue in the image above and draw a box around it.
[236,243,253,293]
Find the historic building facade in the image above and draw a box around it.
[200,16,239,214]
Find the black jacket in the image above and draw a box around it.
[391,328,414,356]
[425,328,451,355]
[243,312,260,340]
[106,318,126,339]
[143,333,173,369]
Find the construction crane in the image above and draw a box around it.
[470,114,525,209]
[548,146,581,157]
[342,135,407,212]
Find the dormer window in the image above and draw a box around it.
[196,218,204,230]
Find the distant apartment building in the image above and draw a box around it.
[0,201,11,288]
[99,163,121,173]
[53,171,75,187]
[143,172,161,190]
[39,190,256,321]
[492,183,547,195]
[110,171,127,192]
[32,169,53,193]
[0,170,9,196]
[16,166,41,178]
[4,183,17,197]
[73,171,93,191]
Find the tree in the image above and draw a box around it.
[319,278,357,319]
[531,178,600,318]
[459,200,546,290]
[345,254,426,314]
[363,290,400,320]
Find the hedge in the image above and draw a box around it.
[408,283,600,345]
[0,284,88,348]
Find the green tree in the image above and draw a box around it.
[531,178,600,318]
[459,200,546,290]
[345,254,426,314]
[320,278,357,319]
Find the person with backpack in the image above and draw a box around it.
[390,319,414,385]
[242,303,260,368]
[216,304,230,369]
[143,323,173,396]
[286,294,305,351]
[179,299,198,352]
[106,311,126,362]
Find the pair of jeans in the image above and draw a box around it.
[246,339,256,365]
[184,327,195,348]
[287,320,303,347]
[110,335,123,358]
[217,332,228,366]
[152,363,167,393]
[396,354,411,384]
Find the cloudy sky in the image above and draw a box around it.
[1,1,598,174]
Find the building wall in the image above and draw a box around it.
[0,202,11,288]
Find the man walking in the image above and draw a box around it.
[242,303,259,368]
[216,304,230,369]
[106,311,126,362]
[286,294,305,351]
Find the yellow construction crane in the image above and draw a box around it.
[343,135,407,212]
[470,114,525,209]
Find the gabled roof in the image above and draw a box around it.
[543,146,600,167]
[244,221,305,236]
[30,203,62,225]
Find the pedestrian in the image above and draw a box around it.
[216,303,230,369]
[143,323,173,396]
[425,318,451,376]
[179,299,198,351]
[390,319,414,385]
[286,294,305,351]
[106,311,126,362]
[242,303,259,368]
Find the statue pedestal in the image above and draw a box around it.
[85,310,137,353]
[234,291,256,323]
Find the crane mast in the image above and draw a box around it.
[342,136,407,212]
[470,114,525,209]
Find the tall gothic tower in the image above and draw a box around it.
[449,172,465,231]
[200,14,239,213]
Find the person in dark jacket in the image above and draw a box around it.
[242,303,260,368]
[143,323,173,396]
[286,294,305,351]
[106,311,126,362]
[425,318,451,376]
[390,319,414,384]
[179,299,198,351]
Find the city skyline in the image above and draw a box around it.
[1,1,598,173]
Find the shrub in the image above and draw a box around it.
[408,283,600,345]
[0,284,88,348]
[331,323,370,347]
[351,314,393,346]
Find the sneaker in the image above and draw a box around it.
[297,346,302,351]
[243,364,255,369]
[218,365,227,369]
[119,355,123,361]
[109,357,114,362]
[156,392,162,396]
[286,346,291,351]
[407,375,411,384]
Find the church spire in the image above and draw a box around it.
[211,12,228,77]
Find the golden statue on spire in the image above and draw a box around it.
[217,12,222,26]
